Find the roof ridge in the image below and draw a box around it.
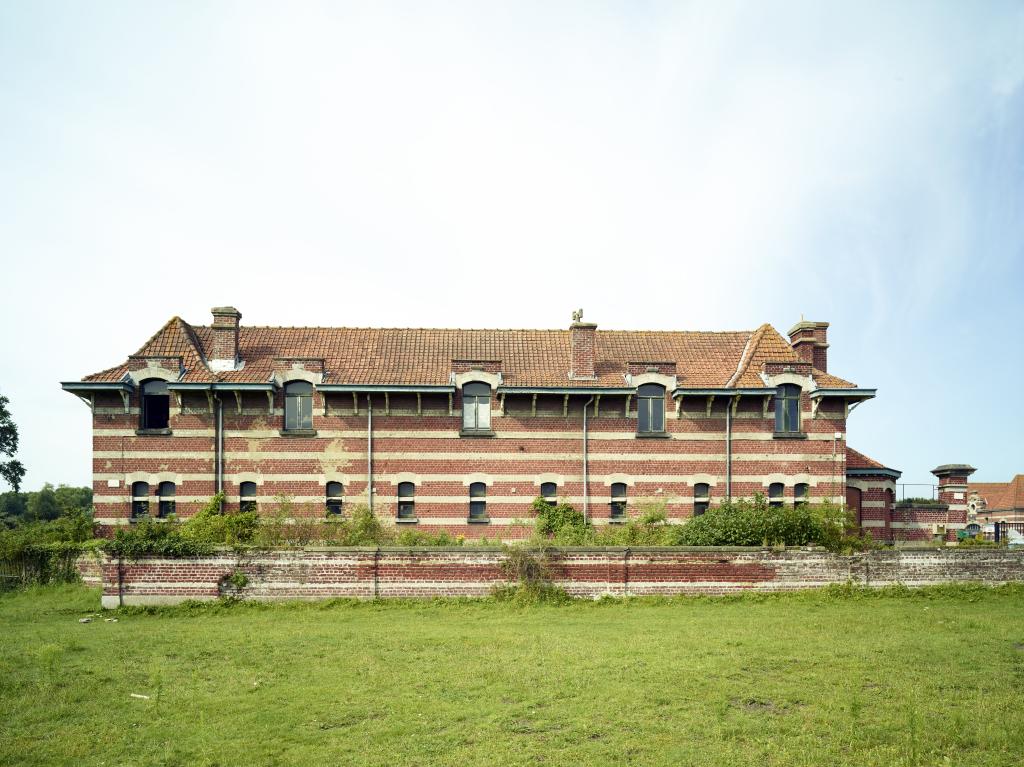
[131,316,184,357]
[203,325,757,334]
[726,324,769,387]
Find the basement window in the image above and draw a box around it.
[768,483,784,508]
[157,482,176,517]
[610,483,627,521]
[469,482,488,522]
[694,483,710,516]
[325,482,344,517]
[540,482,557,507]
[131,482,150,518]
[795,483,809,505]
[397,482,416,521]
[140,379,170,430]
[240,482,258,513]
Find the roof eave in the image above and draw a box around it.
[847,467,902,480]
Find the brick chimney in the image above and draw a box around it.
[570,316,597,380]
[210,306,242,368]
[788,320,829,372]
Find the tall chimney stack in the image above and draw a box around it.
[788,320,829,372]
[569,311,597,380]
[210,306,242,369]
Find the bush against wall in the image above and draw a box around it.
[0,508,99,587]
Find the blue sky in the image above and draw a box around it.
[1,1,1021,494]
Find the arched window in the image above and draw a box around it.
[284,381,314,431]
[157,482,176,517]
[794,483,809,505]
[131,482,150,518]
[637,384,666,434]
[462,383,491,432]
[540,482,557,507]
[694,483,710,516]
[239,482,258,513]
[140,379,170,430]
[397,482,416,520]
[326,482,344,516]
[469,482,487,521]
[610,483,627,520]
[768,483,784,507]
[774,384,801,434]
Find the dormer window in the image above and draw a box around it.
[284,381,314,432]
[140,380,170,430]
[461,382,491,434]
[637,384,666,434]
[774,384,801,434]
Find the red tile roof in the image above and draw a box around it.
[80,316,858,390]
[969,476,1024,512]
[846,447,895,471]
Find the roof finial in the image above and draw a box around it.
[572,308,583,323]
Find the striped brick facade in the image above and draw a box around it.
[64,308,889,540]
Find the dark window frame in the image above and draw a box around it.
[461,382,492,434]
[774,384,802,434]
[239,481,258,513]
[468,481,488,521]
[131,481,150,518]
[540,481,558,507]
[397,482,416,521]
[610,482,627,520]
[794,483,810,505]
[284,381,314,432]
[157,481,176,518]
[637,384,666,434]
[694,483,710,516]
[326,481,344,516]
[140,379,171,431]
[768,482,785,507]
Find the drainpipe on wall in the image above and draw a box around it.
[725,400,732,501]
[215,394,224,495]
[367,395,373,511]
[583,397,594,523]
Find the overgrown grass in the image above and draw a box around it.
[2,583,1024,766]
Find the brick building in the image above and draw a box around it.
[968,475,1024,523]
[63,308,906,539]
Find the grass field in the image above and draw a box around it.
[2,585,1024,766]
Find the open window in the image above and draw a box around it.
[240,482,258,513]
[637,384,666,434]
[469,482,487,521]
[540,481,557,507]
[157,482,176,517]
[284,381,314,432]
[131,482,150,518]
[140,379,170,430]
[774,384,801,434]
[397,482,416,521]
[610,483,627,521]
[768,483,784,507]
[694,483,710,516]
[462,382,491,433]
[326,482,344,516]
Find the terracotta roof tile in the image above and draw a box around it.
[969,476,1024,511]
[846,447,895,471]
[79,316,860,390]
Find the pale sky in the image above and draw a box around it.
[1,1,1022,494]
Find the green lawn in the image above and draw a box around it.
[2,585,1024,766]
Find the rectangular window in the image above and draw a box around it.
[610,483,627,520]
[469,482,487,520]
[398,482,416,520]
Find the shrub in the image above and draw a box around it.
[0,513,99,586]
[102,518,214,559]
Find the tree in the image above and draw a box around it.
[27,484,60,522]
[54,485,93,515]
[0,393,26,492]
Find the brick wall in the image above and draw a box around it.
[98,547,1024,607]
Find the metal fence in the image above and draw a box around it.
[992,522,1024,543]
[897,484,938,501]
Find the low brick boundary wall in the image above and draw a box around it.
[97,547,1024,607]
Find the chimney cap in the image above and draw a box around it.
[211,306,241,318]
[931,464,977,479]
[787,320,828,337]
